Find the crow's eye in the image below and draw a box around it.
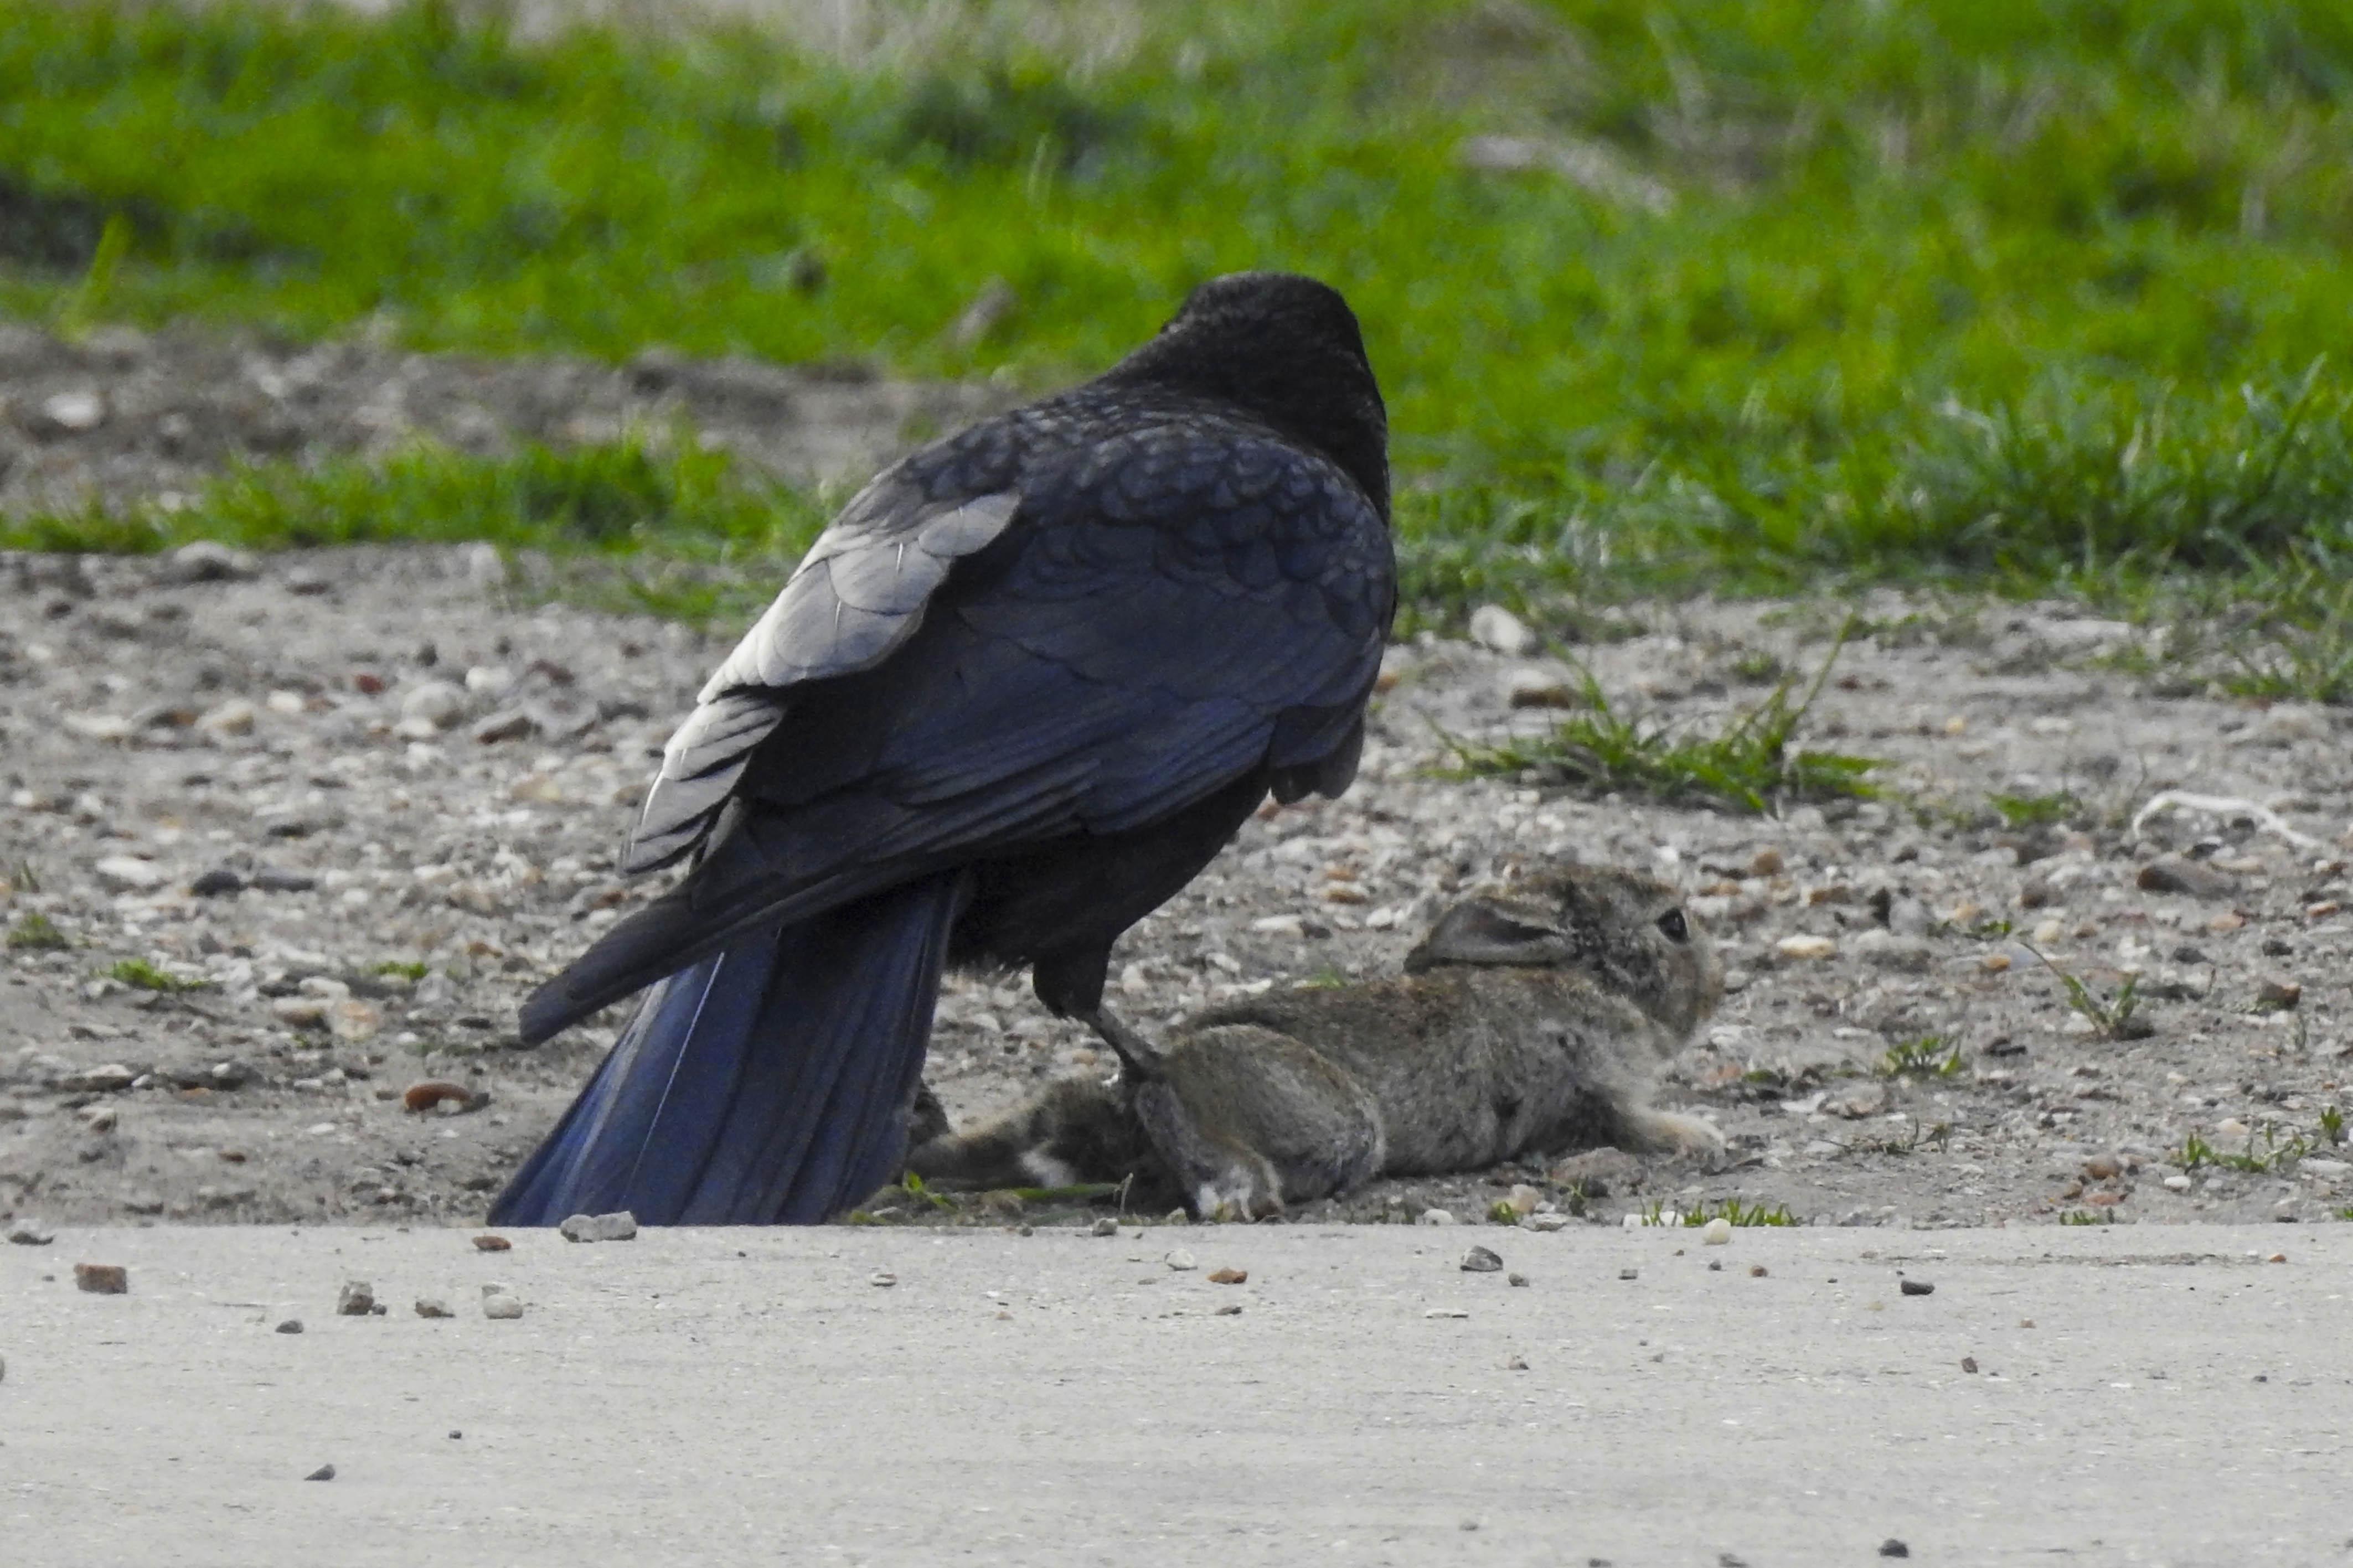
[1655,908,1689,943]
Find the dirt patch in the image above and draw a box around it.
[2,351,2350,1237]
[0,321,1007,519]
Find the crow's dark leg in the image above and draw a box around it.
[1083,1006,1170,1082]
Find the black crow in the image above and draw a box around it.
[491,272,1394,1225]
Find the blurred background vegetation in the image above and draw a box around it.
[3,0,2351,638]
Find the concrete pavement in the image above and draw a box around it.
[4,1222,2349,1566]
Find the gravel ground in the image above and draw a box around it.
[0,319,1005,515]
[4,332,2351,1235]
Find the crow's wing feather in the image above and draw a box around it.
[623,485,1021,872]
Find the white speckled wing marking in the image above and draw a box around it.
[622,489,1021,872]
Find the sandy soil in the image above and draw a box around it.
[3,327,2350,1235]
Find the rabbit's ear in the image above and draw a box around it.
[1405,897,1566,972]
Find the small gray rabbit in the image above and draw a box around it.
[905,863,1725,1219]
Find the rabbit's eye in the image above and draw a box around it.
[1655,908,1689,944]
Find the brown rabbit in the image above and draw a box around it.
[906,863,1724,1219]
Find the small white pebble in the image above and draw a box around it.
[1701,1217,1733,1246]
[482,1293,524,1321]
[1164,1249,1198,1271]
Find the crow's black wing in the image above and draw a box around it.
[520,417,1391,1042]
[621,481,1021,873]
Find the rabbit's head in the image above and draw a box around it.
[1403,863,1722,1041]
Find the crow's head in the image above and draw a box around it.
[1108,271,1389,520]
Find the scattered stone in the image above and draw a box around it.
[1960,1356,1978,1373]
[1898,1279,1934,1297]
[1749,847,1786,877]
[2137,857,2236,899]
[63,1064,135,1093]
[1526,1213,1572,1233]
[2255,977,2303,1012]
[414,1298,453,1318]
[37,390,106,433]
[336,1281,376,1316]
[471,708,536,744]
[189,867,244,897]
[8,1220,56,1246]
[1467,604,1538,656]
[1748,1265,1768,1277]
[1879,1541,1910,1560]
[303,1464,336,1483]
[1460,1245,1504,1272]
[276,1319,303,1334]
[1617,1268,1639,1281]
[1423,1307,1470,1319]
[93,855,167,893]
[1825,1081,1890,1119]
[1214,1303,1243,1316]
[558,1210,639,1243]
[1164,1249,1198,1271]
[868,1272,896,1288]
[1701,1217,1732,1246]
[1090,1217,1119,1237]
[1207,1267,1248,1285]
[249,866,317,893]
[1417,1208,1458,1226]
[163,540,259,583]
[403,1080,482,1114]
[78,1105,118,1134]
[482,1292,524,1320]
[1774,934,1838,961]
[472,1234,512,1252]
[399,680,467,729]
[270,997,330,1029]
[1504,667,1581,709]
[194,698,257,736]
[1506,1272,1529,1287]
[74,1263,128,1294]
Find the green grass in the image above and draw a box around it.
[6,911,69,951]
[1444,635,1880,812]
[1640,1197,1798,1228]
[105,956,206,992]
[2029,947,2152,1041]
[2176,1107,2344,1172]
[2,1,2352,618]
[1990,791,2082,830]
[1878,1036,1965,1079]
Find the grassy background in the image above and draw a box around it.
[4,0,2353,627]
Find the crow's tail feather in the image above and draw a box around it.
[489,873,969,1226]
